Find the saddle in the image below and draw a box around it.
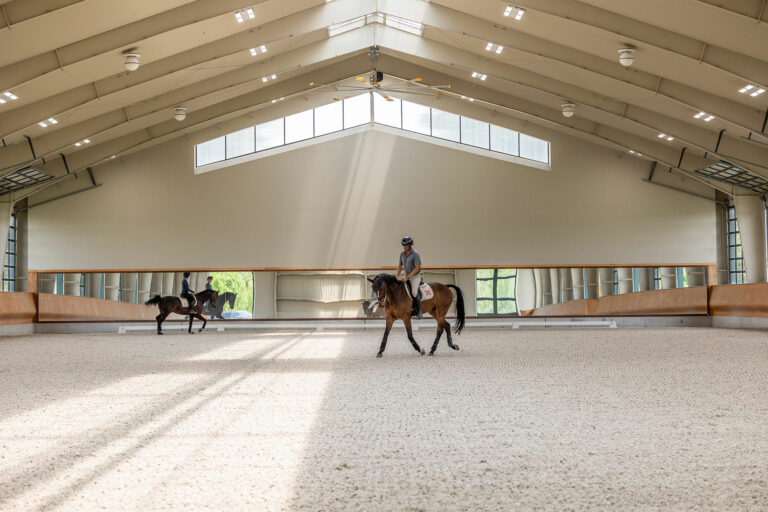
[404,279,433,301]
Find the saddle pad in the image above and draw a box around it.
[419,282,434,300]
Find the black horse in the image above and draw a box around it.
[145,289,218,335]
[204,292,237,319]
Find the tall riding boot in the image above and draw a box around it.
[413,296,422,319]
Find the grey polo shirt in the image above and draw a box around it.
[399,249,421,275]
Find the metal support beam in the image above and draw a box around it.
[648,161,657,181]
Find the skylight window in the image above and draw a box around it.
[329,12,424,37]
[472,72,487,81]
[385,14,423,36]
[250,45,267,56]
[328,15,365,37]
[235,8,255,23]
[504,6,525,20]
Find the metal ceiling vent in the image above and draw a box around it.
[0,167,53,196]
[694,161,768,196]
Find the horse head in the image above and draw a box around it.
[227,292,236,309]
[367,273,394,306]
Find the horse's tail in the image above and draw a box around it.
[446,284,465,334]
[145,295,162,306]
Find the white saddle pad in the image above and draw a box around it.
[419,282,434,300]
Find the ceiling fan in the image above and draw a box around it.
[309,46,451,102]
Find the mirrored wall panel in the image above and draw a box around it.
[32,266,711,321]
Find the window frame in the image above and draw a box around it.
[727,205,746,284]
[2,213,16,292]
[476,269,517,316]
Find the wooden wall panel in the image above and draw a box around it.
[709,284,768,317]
[37,294,180,322]
[594,287,708,316]
[0,293,37,325]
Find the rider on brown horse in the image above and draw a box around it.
[181,272,196,311]
[396,236,422,319]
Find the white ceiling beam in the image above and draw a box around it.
[0,29,376,175]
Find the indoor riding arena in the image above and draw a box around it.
[1,1,767,510]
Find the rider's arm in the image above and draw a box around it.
[396,264,403,279]
[407,264,420,278]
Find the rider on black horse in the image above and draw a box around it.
[396,236,422,319]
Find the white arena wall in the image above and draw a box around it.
[28,123,716,270]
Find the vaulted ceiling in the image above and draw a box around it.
[1,0,767,200]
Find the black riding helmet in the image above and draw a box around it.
[401,236,414,246]
[183,271,191,278]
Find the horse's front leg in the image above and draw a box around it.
[429,315,445,355]
[403,317,425,355]
[198,313,207,333]
[188,311,194,334]
[377,315,394,358]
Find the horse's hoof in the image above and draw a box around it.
[376,353,383,358]
[453,345,460,350]
[420,349,425,355]
[198,329,203,333]
[428,351,435,356]
[188,332,195,335]
[157,332,163,335]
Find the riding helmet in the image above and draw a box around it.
[401,236,414,246]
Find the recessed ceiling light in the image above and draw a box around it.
[262,77,268,83]
[657,133,666,138]
[694,112,706,118]
[250,48,257,56]
[739,85,755,93]
[0,98,5,104]
[38,121,48,127]
[471,71,487,80]
[48,117,58,124]
[704,115,715,121]
[750,88,765,97]
[260,45,267,53]
[83,139,90,143]
[504,6,524,19]
[235,8,255,23]
[485,43,503,54]
[629,150,642,156]
[74,142,81,147]
[666,136,674,141]
[271,74,276,79]
[3,91,18,100]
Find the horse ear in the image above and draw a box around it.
[367,277,374,283]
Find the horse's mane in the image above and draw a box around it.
[376,273,399,285]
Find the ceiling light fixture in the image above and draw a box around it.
[122,52,141,71]
[2,91,19,103]
[504,6,524,19]
[38,121,48,127]
[250,44,268,56]
[629,149,642,156]
[751,88,765,97]
[485,43,504,54]
[694,111,715,122]
[235,8,255,23]
[618,48,636,67]
[471,71,487,80]
[173,107,187,121]
[561,103,575,118]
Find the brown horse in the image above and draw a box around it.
[367,273,465,358]
[145,289,218,335]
